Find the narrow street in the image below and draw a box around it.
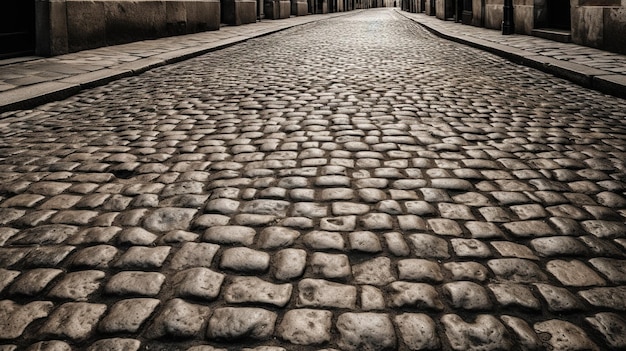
[0,8,625,351]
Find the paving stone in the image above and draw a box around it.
[534,283,585,312]
[588,258,626,283]
[172,268,225,300]
[143,207,197,232]
[394,313,440,351]
[585,312,626,349]
[443,281,492,310]
[352,257,395,286]
[490,241,538,260]
[438,203,475,220]
[441,314,511,351]
[105,271,165,296]
[69,227,121,245]
[407,234,450,259]
[331,202,371,216]
[203,225,256,245]
[22,245,75,267]
[310,252,351,280]
[530,236,588,257]
[383,232,411,256]
[348,231,382,252]
[169,242,219,270]
[9,268,63,296]
[451,238,491,257]
[488,283,540,310]
[145,299,210,339]
[48,270,105,301]
[241,199,290,217]
[336,313,396,351]
[387,281,444,310]
[273,248,307,280]
[320,216,357,231]
[297,279,357,309]
[578,286,626,311]
[503,220,555,237]
[257,226,300,249]
[443,262,489,282]
[204,198,240,215]
[397,259,443,282]
[207,307,276,340]
[500,316,542,351]
[465,221,505,238]
[0,300,54,339]
[10,225,78,245]
[487,258,548,283]
[581,220,626,238]
[360,285,386,311]
[113,246,170,268]
[404,201,437,216]
[546,259,606,287]
[224,276,292,307]
[98,298,160,333]
[193,214,230,228]
[86,338,141,351]
[0,269,20,293]
[358,188,387,203]
[534,320,599,351]
[220,247,270,272]
[277,309,332,345]
[303,230,345,251]
[117,227,158,245]
[70,245,118,268]
[186,346,227,351]
[39,302,107,340]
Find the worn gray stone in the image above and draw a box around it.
[277,309,332,345]
[534,320,599,351]
[0,300,54,339]
[297,279,357,309]
[394,313,440,350]
[169,242,219,270]
[442,314,511,351]
[172,268,225,300]
[39,302,107,340]
[336,313,396,351]
[98,298,160,333]
[220,247,270,272]
[207,307,276,340]
[145,298,210,339]
[224,276,292,307]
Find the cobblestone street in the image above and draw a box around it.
[1,8,626,351]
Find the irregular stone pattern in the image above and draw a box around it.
[0,7,625,351]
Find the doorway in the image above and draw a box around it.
[546,0,571,29]
[0,0,36,59]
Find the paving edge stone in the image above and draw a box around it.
[396,10,626,100]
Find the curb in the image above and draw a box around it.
[397,11,626,100]
[0,12,355,113]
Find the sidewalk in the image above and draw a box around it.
[0,12,351,113]
[398,10,626,100]
[1,9,625,113]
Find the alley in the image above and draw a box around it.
[0,8,625,351]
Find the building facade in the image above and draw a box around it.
[402,0,626,54]
[0,0,381,59]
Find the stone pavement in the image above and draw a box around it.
[0,11,352,113]
[398,10,626,99]
[2,7,626,114]
[1,7,626,351]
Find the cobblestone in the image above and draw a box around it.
[0,8,625,351]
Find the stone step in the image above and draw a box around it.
[532,28,572,43]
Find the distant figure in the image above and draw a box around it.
[394,0,396,6]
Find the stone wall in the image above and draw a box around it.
[572,2,626,54]
[37,0,220,55]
